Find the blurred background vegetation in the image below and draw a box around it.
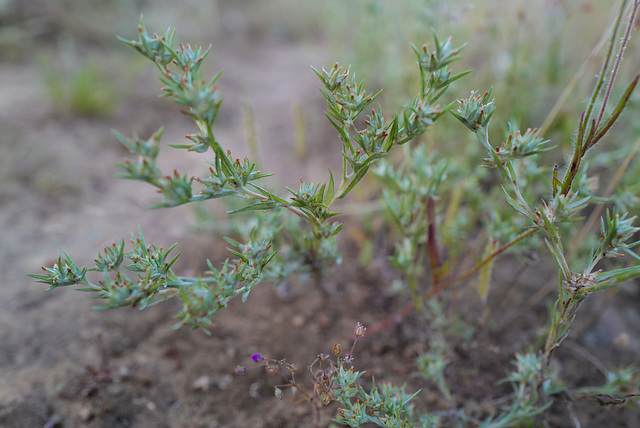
[2,0,634,122]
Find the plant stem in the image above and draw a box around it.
[367,228,538,335]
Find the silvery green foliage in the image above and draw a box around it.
[31,229,273,334]
[31,19,469,332]
[448,1,640,423]
[479,353,556,428]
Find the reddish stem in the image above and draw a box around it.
[368,228,538,335]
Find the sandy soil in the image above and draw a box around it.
[2,2,640,427]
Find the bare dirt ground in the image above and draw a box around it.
[2,2,640,427]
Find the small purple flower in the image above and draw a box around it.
[251,353,264,363]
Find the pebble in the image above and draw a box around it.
[192,376,213,392]
[217,374,232,390]
[77,405,92,422]
[291,314,304,327]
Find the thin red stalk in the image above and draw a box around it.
[426,195,442,289]
[588,73,640,150]
[594,0,639,134]
[368,228,538,335]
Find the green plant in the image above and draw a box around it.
[39,37,123,117]
[31,1,640,426]
[31,16,467,331]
